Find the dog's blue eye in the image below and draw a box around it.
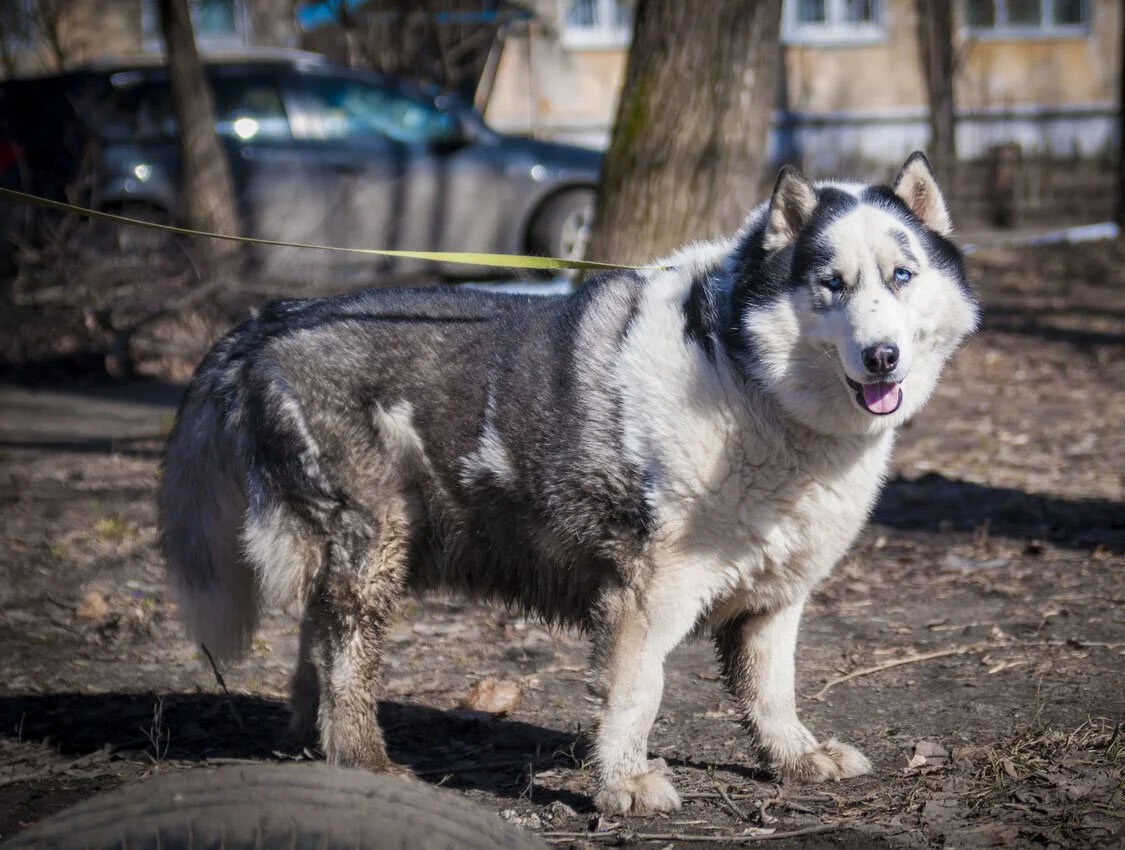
[824,275,844,292]
[894,267,913,284]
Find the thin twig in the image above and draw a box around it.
[806,643,986,701]
[1104,721,1122,755]
[680,790,830,816]
[200,642,244,729]
[142,696,169,764]
[1061,640,1125,649]
[414,755,563,777]
[522,760,536,802]
[755,797,779,824]
[543,823,841,844]
[714,782,750,821]
[681,789,842,804]
[204,757,266,766]
[773,797,816,815]
[808,637,1125,702]
[0,749,114,787]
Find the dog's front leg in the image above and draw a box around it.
[714,599,871,783]
[593,581,703,816]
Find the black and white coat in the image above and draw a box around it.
[161,153,977,815]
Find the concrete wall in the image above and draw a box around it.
[958,1,1120,111]
[485,0,628,147]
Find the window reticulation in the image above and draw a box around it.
[561,0,633,48]
[964,0,1090,36]
[783,0,885,45]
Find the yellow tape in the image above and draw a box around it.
[0,186,662,272]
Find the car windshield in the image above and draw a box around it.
[299,76,458,144]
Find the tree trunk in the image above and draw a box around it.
[918,0,956,162]
[1117,0,1125,227]
[583,0,783,265]
[157,0,239,263]
[34,0,71,70]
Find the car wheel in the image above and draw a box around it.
[528,189,595,262]
[1,763,548,850]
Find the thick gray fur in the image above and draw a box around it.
[161,153,978,815]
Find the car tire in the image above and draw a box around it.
[1,763,547,850]
[528,189,596,262]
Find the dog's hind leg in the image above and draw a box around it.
[592,575,707,816]
[713,599,872,783]
[305,505,411,772]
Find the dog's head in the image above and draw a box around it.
[730,152,978,436]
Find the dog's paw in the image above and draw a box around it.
[595,763,681,816]
[775,738,872,783]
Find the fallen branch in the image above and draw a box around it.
[543,823,841,844]
[806,643,986,701]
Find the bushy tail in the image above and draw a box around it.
[160,391,259,661]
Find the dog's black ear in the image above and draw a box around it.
[893,151,952,235]
[764,165,818,251]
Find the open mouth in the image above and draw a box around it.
[845,376,903,416]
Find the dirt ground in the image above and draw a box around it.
[1,240,1123,848]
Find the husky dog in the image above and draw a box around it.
[161,152,977,815]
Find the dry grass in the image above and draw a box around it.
[93,515,138,544]
[974,715,1124,797]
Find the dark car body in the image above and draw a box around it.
[0,56,601,273]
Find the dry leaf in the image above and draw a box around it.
[905,752,928,773]
[915,740,950,760]
[76,590,108,620]
[461,676,522,715]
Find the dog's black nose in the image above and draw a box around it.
[862,344,899,376]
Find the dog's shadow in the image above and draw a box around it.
[0,691,589,809]
[874,471,1125,552]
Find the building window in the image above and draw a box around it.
[964,0,1090,36]
[561,0,632,49]
[0,0,35,53]
[782,0,886,45]
[141,0,252,50]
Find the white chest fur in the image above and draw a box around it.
[614,274,895,615]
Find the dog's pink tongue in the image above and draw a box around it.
[862,382,900,414]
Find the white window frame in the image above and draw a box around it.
[963,0,1090,39]
[141,0,253,52]
[560,0,632,50]
[782,0,886,46]
[0,0,36,54]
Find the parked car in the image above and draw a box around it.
[0,55,601,275]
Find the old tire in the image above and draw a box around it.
[528,189,595,262]
[2,763,547,850]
